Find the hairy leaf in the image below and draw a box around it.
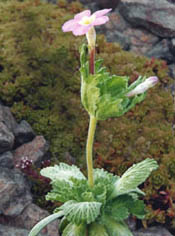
[102,215,133,236]
[60,200,102,224]
[46,180,74,202]
[110,158,158,198]
[89,222,108,236]
[62,222,87,236]
[81,74,100,116]
[129,199,146,219]
[106,195,130,221]
[106,194,145,221]
[59,216,69,234]
[46,178,90,203]
[94,168,119,183]
[40,162,86,183]
[93,168,119,201]
[28,211,64,236]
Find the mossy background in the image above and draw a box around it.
[0,0,174,231]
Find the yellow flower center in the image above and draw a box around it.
[79,15,96,26]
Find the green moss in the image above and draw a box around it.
[0,0,174,228]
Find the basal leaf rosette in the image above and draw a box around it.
[80,44,158,120]
[36,159,158,236]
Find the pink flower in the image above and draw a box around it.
[127,76,159,97]
[62,9,112,36]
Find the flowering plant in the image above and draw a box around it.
[29,9,158,236]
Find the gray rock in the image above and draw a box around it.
[118,0,175,38]
[14,120,35,146]
[0,168,32,216]
[133,226,173,236]
[0,151,14,168]
[169,38,175,56]
[0,122,14,154]
[14,203,59,236]
[125,28,159,55]
[146,39,174,63]
[67,0,120,9]
[98,9,129,35]
[80,0,120,9]
[105,30,130,50]
[0,224,47,236]
[66,0,98,11]
[169,63,175,78]
[0,104,17,133]
[98,10,131,49]
[127,216,137,231]
[13,136,49,166]
[100,9,159,53]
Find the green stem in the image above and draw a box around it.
[86,45,96,187]
[86,115,97,187]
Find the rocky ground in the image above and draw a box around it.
[0,0,175,235]
[0,104,59,235]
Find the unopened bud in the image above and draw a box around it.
[127,76,158,97]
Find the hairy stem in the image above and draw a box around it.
[86,115,97,187]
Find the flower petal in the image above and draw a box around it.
[93,8,112,18]
[74,10,91,20]
[73,25,92,36]
[93,16,109,26]
[62,19,79,32]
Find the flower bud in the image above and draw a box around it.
[127,76,158,97]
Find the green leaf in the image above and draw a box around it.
[93,168,119,183]
[129,199,146,219]
[79,44,153,121]
[111,206,129,221]
[81,74,100,116]
[92,183,107,205]
[60,200,102,224]
[46,180,74,202]
[40,162,86,183]
[81,191,95,202]
[93,168,119,202]
[46,178,90,203]
[97,75,129,98]
[95,73,130,120]
[62,222,87,236]
[110,158,158,198]
[89,222,108,236]
[59,216,69,233]
[102,215,133,236]
[106,195,130,221]
[106,194,146,221]
[28,211,64,236]
[80,44,88,80]
[95,59,104,73]
[95,96,124,120]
